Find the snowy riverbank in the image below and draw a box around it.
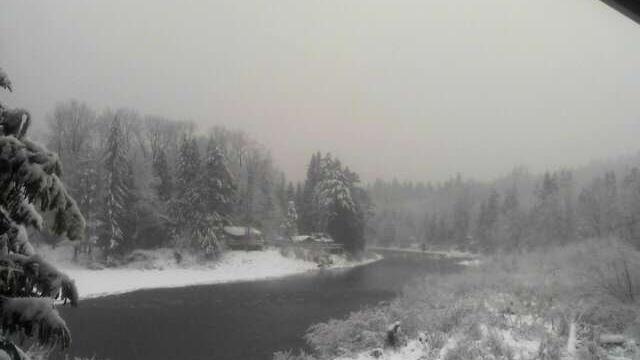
[277,239,640,360]
[41,247,382,299]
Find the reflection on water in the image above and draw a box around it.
[57,255,462,360]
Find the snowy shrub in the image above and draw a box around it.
[272,349,316,360]
[624,321,640,344]
[578,238,640,303]
[305,306,390,358]
[484,330,515,360]
[445,330,516,360]
[466,323,484,341]
[576,340,608,360]
[443,338,484,360]
[536,333,562,360]
[580,303,638,333]
[420,330,447,353]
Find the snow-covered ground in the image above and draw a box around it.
[332,305,547,360]
[330,292,639,360]
[40,246,381,299]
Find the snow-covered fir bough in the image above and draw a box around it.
[0,68,85,359]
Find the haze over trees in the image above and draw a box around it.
[368,158,640,253]
[39,100,373,259]
[37,97,640,260]
[41,101,277,256]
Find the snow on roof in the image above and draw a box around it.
[223,226,262,237]
[313,236,334,243]
[292,235,312,243]
[291,234,334,243]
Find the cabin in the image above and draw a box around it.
[222,226,265,250]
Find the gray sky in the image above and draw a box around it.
[1,0,640,182]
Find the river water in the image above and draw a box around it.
[57,255,462,360]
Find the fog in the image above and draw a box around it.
[1,0,639,181]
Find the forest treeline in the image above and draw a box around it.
[37,100,370,258]
[368,161,640,253]
[39,100,640,258]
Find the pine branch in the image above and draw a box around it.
[0,296,71,349]
[0,69,11,92]
[0,136,84,241]
[0,254,78,307]
[0,338,26,360]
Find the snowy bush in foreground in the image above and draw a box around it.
[0,68,84,359]
[305,307,390,359]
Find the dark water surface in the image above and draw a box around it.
[57,255,462,360]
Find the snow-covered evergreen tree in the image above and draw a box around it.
[255,158,279,238]
[283,182,298,239]
[201,139,235,216]
[300,152,322,233]
[74,149,100,256]
[195,139,236,256]
[99,116,134,256]
[0,68,84,357]
[313,154,371,254]
[283,201,298,239]
[170,136,202,249]
[171,135,236,257]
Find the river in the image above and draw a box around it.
[57,255,463,360]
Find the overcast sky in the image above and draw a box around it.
[1,0,639,182]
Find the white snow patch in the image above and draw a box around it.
[458,258,482,266]
[44,247,381,299]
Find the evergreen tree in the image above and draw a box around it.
[620,168,640,246]
[176,136,201,190]
[198,139,236,255]
[171,136,203,249]
[281,183,298,239]
[275,174,288,218]
[475,190,500,253]
[314,154,371,254]
[557,170,576,243]
[294,182,304,229]
[300,152,322,233]
[531,173,563,247]
[602,171,620,236]
[201,139,236,218]
[0,68,84,356]
[75,149,101,255]
[452,193,472,250]
[99,116,134,256]
[255,158,278,237]
[283,201,298,239]
[286,182,296,204]
[120,163,140,249]
[152,149,173,202]
[578,174,616,238]
[501,185,525,252]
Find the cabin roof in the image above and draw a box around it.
[223,226,262,237]
[292,233,334,243]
